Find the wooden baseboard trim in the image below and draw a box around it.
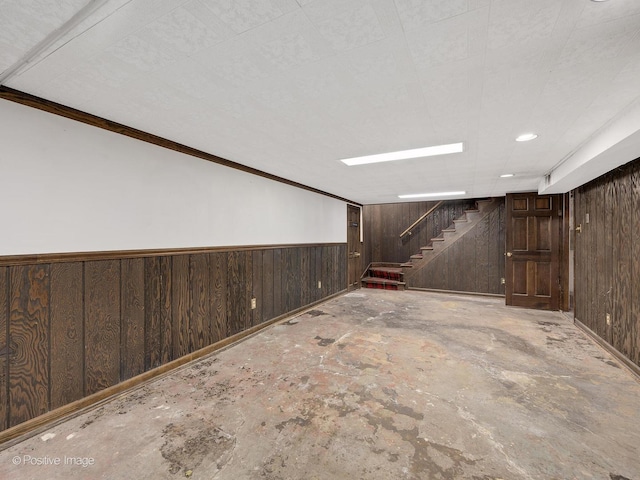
[408,287,505,299]
[0,290,346,449]
[574,318,640,381]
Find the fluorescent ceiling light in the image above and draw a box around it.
[398,191,466,199]
[500,173,515,178]
[340,142,464,166]
[515,133,538,142]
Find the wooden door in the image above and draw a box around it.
[347,205,361,290]
[506,193,561,310]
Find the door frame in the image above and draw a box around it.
[347,205,362,290]
[560,192,572,311]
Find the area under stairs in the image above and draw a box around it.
[361,198,500,290]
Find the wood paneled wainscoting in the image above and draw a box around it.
[574,158,640,372]
[0,244,347,439]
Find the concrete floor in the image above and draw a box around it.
[1,290,639,480]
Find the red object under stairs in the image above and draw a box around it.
[361,265,406,290]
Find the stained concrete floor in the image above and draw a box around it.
[1,290,639,480]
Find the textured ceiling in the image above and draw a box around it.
[2,0,640,204]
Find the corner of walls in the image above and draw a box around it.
[0,91,352,438]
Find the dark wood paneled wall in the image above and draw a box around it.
[0,244,346,432]
[363,199,505,295]
[575,159,640,368]
[408,202,505,294]
[363,200,476,267]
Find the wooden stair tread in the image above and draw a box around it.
[370,262,403,268]
[442,228,456,233]
[361,277,405,286]
[369,267,403,274]
[431,237,445,242]
[361,261,407,290]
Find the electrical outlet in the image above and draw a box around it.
[501,278,505,285]
[251,298,257,310]
[318,281,322,289]
[606,313,611,326]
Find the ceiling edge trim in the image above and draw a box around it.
[0,86,361,207]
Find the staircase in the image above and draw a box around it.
[361,198,500,290]
[361,264,406,290]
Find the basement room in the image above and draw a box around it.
[1,0,639,479]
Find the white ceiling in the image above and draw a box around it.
[2,0,640,204]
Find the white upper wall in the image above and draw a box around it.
[0,99,347,256]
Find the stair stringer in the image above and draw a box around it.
[402,198,501,285]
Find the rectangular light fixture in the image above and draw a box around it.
[398,191,466,199]
[340,142,464,166]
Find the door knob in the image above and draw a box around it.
[506,252,512,257]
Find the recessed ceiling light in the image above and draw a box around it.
[398,191,466,199]
[340,142,464,166]
[500,173,515,178]
[515,133,538,142]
